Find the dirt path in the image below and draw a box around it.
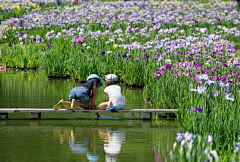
[0,20,9,39]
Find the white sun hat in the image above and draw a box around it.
[105,74,118,82]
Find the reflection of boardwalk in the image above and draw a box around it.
[0,20,9,39]
[0,120,179,131]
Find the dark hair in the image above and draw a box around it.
[106,81,117,86]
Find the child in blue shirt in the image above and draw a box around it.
[53,74,102,114]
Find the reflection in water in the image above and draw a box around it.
[70,129,102,162]
[1,120,177,162]
[99,129,125,162]
[63,128,125,162]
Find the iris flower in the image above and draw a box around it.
[204,80,216,86]
[100,50,105,55]
[190,86,206,94]
[225,93,234,101]
[47,44,52,48]
[136,57,141,62]
[192,108,203,114]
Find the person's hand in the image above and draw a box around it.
[91,105,97,109]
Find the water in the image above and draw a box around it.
[0,69,178,162]
[0,69,152,110]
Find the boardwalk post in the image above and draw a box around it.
[142,112,152,120]
[30,112,41,120]
[0,113,8,120]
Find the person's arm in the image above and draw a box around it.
[91,84,98,109]
[105,93,109,102]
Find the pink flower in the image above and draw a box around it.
[0,67,3,71]
[196,80,202,84]
[182,72,189,77]
[180,30,185,34]
[75,38,81,43]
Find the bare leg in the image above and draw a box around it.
[107,100,112,109]
[61,99,89,109]
[71,99,75,109]
[74,101,90,109]
[61,99,72,109]
[98,101,112,110]
[98,102,108,110]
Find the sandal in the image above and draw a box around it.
[53,100,64,110]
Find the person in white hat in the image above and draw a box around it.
[98,74,125,110]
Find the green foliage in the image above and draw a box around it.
[0,43,44,69]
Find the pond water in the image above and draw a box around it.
[0,69,178,162]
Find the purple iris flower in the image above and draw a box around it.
[236,73,240,79]
[145,54,149,59]
[220,76,227,82]
[196,80,202,84]
[192,108,203,114]
[204,80,216,86]
[154,69,165,77]
[136,57,141,62]
[210,71,215,76]
[214,90,220,97]
[47,44,52,48]
[153,55,158,60]
[224,87,231,94]
[218,81,225,87]
[75,38,81,43]
[213,76,219,81]
[23,34,28,39]
[100,50,105,55]
[225,93,234,101]
[164,63,171,69]
[126,53,131,58]
[122,53,127,58]
[81,49,84,53]
[8,43,12,47]
[223,63,228,67]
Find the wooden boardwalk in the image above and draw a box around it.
[0,108,178,120]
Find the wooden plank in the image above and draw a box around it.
[0,109,15,113]
[0,108,178,113]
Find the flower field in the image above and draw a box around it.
[1,0,240,160]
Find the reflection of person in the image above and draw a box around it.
[54,74,102,118]
[98,129,125,162]
[69,129,88,155]
[98,74,125,111]
[69,129,102,162]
